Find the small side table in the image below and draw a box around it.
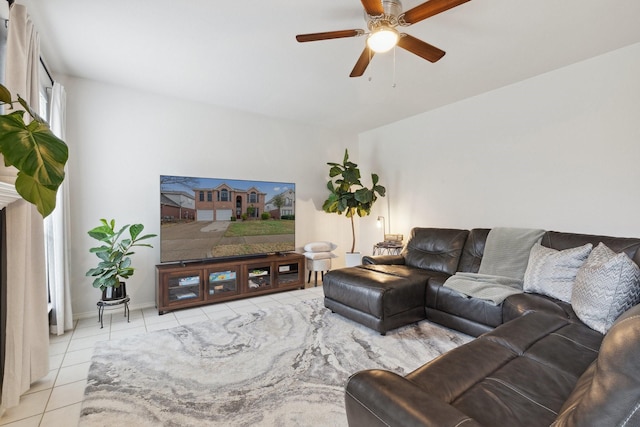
[372,242,403,256]
[97,296,130,329]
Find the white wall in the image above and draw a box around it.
[65,42,640,317]
[358,42,640,255]
[63,77,358,318]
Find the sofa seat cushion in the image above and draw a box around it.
[426,275,503,330]
[503,293,581,324]
[404,312,602,427]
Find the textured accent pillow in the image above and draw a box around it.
[303,241,337,252]
[303,251,337,260]
[523,243,593,303]
[571,242,640,334]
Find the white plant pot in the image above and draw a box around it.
[344,252,362,267]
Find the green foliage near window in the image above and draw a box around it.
[86,219,157,291]
[0,83,69,217]
[261,212,270,220]
[322,149,386,253]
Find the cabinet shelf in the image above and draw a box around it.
[156,253,305,314]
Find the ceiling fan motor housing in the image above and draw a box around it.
[365,0,402,30]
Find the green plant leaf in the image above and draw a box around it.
[121,257,131,269]
[88,227,113,241]
[0,112,68,181]
[0,110,68,217]
[0,84,12,104]
[96,251,110,262]
[328,165,343,178]
[129,223,143,240]
[13,173,58,217]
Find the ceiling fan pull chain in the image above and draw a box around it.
[392,46,397,88]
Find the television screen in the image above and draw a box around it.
[160,175,295,263]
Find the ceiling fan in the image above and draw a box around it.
[296,0,471,77]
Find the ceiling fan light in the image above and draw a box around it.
[367,27,399,53]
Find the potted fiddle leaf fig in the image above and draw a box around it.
[86,219,157,300]
[322,149,385,266]
[0,83,68,217]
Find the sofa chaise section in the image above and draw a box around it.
[323,228,469,334]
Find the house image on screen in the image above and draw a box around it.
[265,188,295,219]
[193,183,266,221]
[160,191,196,222]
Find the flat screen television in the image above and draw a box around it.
[160,175,295,263]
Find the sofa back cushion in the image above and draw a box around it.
[541,231,640,268]
[402,228,469,274]
[552,303,640,427]
[457,229,490,273]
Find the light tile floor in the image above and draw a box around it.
[0,284,325,427]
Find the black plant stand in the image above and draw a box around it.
[97,296,130,329]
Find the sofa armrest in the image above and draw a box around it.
[362,254,405,265]
[345,369,482,427]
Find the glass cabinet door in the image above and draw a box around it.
[165,270,203,304]
[276,261,302,286]
[206,267,240,300]
[246,263,272,292]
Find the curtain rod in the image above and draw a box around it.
[39,57,54,86]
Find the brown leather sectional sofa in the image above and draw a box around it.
[322,228,640,426]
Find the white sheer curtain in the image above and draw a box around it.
[45,83,72,336]
[0,4,49,415]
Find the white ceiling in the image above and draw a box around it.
[18,0,640,134]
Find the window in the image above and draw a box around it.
[199,191,204,202]
[249,192,257,203]
[220,189,228,201]
[207,191,212,202]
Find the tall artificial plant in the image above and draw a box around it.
[322,149,386,253]
[0,83,68,217]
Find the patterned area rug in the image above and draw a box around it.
[79,298,471,426]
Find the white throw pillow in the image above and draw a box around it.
[303,251,337,260]
[523,243,593,303]
[303,241,337,253]
[571,243,640,334]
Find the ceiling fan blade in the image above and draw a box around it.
[397,34,445,62]
[296,29,364,43]
[401,0,471,25]
[360,0,384,16]
[350,47,375,77]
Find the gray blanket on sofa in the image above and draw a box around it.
[444,272,524,305]
[444,227,545,305]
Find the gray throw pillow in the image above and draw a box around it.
[523,243,593,303]
[571,242,640,334]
